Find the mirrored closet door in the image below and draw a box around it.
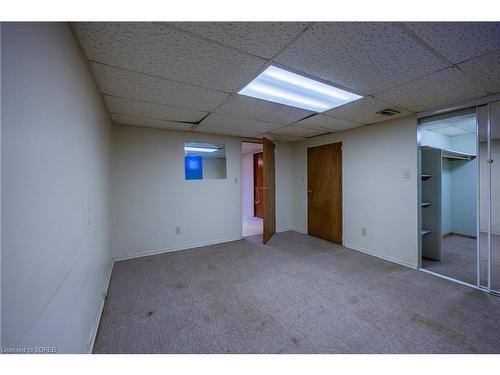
[418,100,498,294]
[492,101,500,294]
[419,108,478,285]
[478,101,500,293]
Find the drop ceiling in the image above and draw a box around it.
[241,142,263,155]
[72,22,500,142]
[423,113,477,136]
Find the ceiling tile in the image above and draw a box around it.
[90,63,228,112]
[74,22,266,92]
[295,114,362,132]
[241,142,263,154]
[215,94,313,124]
[111,114,193,131]
[200,113,283,133]
[458,51,500,94]
[274,22,448,94]
[169,22,308,59]
[323,96,411,124]
[264,134,306,142]
[194,125,261,138]
[104,95,208,123]
[270,125,328,138]
[405,22,500,64]
[375,67,489,112]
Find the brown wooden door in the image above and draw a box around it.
[263,138,276,244]
[253,152,264,219]
[307,142,342,244]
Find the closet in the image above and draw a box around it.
[418,102,499,294]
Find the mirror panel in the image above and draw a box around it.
[490,101,500,292]
[478,105,490,288]
[184,142,227,180]
[419,108,478,285]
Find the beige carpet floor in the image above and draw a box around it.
[94,231,500,353]
[422,233,500,290]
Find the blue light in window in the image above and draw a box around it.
[185,156,203,180]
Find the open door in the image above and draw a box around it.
[253,152,264,219]
[263,138,276,244]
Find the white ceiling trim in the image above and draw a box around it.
[111,113,194,131]
[198,113,283,133]
[104,95,208,123]
[194,125,262,138]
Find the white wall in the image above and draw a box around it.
[293,115,419,268]
[275,142,294,232]
[449,159,477,237]
[112,126,295,259]
[241,153,254,217]
[202,157,227,179]
[421,129,451,150]
[442,158,478,237]
[442,159,452,235]
[1,23,112,353]
[111,125,244,259]
[451,134,476,154]
[421,130,476,155]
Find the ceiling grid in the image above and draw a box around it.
[71,22,500,141]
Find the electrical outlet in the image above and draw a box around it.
[403,169,411,179]
[361,228,367,236]
[175,226,181,234]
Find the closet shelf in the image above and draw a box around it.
[421,202,432,207]
[421,174,432,181]
[421,145,477,161]
[441,149,477,161]
[421,230,431,236]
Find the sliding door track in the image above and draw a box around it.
[418,268,497,296]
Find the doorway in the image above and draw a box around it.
[241,142,263,238]
[307,142,343,245]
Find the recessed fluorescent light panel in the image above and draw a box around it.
[184,146,218,153]
[239,65,362,112]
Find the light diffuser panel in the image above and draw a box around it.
[239,65,362,112]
